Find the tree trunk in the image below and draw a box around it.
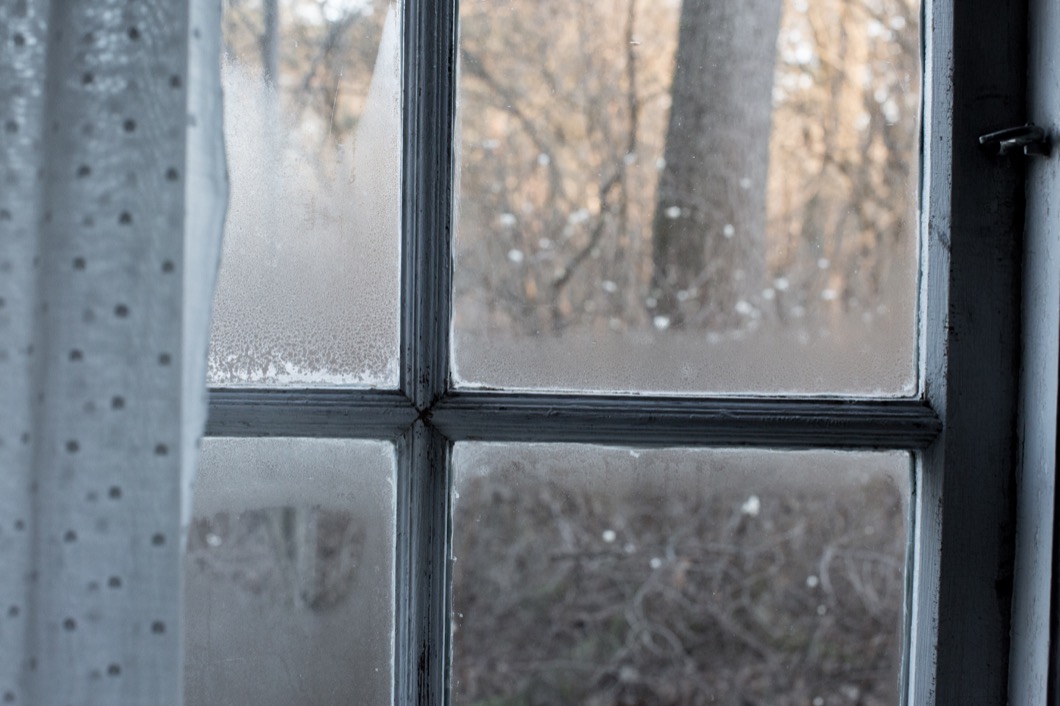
[651,0,782,330]
[258,0,281,266]
[261,0,280,88]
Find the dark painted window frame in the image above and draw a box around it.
[205,0,1028,703]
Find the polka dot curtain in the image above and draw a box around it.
[0,1,226,703]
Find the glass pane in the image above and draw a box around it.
[184,438,395,705]
[209,1,401,386]
[452,444,910,704]
[454,0,919,394]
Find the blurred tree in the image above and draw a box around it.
[261,0,279,86]
[452,0,918,348]
[650,0,783,330]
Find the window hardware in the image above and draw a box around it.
[978,123,1052,157]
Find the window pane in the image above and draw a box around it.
[184,438,395,705]
[452,444,910,704]
[453,0,919,394]
[209,1,401,386]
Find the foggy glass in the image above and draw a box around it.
[453,0,919,394]
[452,444,910,705]
[208,1,401,386]
[184,438,395,705]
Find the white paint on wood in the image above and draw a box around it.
[906,0,954,700]
[910,0,1026,704]
[1009,0,1060,700]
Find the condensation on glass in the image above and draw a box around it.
[451,444,911,704]
[453,0,920,394]
[184,438,395,705]
[208,1,401,386]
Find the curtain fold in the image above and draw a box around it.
[0,1,226,703]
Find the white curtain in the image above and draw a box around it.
[0,1,226,703]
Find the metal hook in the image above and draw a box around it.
[978,123,1051,157]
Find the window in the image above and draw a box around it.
[197,0,1030,704]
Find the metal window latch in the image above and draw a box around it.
[978,123,1052,157]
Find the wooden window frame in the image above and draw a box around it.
[205,0,1029,703]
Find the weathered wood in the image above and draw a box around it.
[907,0,1026,703]
[1011,0,1060,700]
[394,422,452,706]
[433,392,939,449]
[397,1,459,704]
[209,387,940,449]
[401,0,457,412]
[206,389,416,438]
